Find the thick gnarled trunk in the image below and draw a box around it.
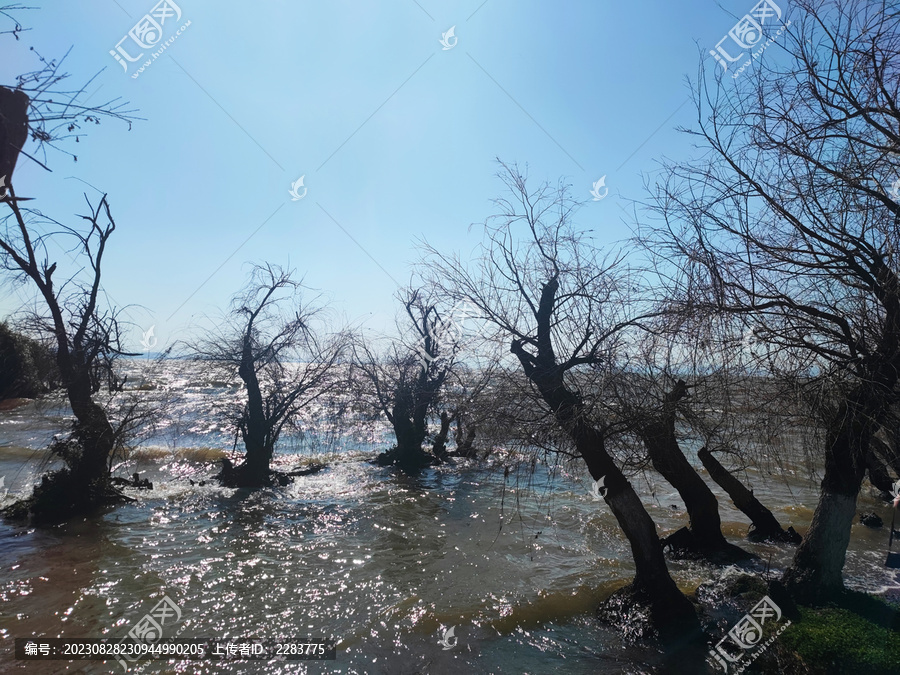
[644,434,718,539]
[512,357,698,638]
[227,333,278,487]
[784,489,858,601]
[378,365,446,471]
[637,383,736,556]
[578,422,695,616]
[379,393,431,470]
[506,274,699,641]
[68,390,115,478]
[22,358,122,523]
[783,405,872,602]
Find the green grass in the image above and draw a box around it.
[779,606,900,674]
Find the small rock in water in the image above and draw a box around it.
[860,511,883,528]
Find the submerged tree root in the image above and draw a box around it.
[597,582,707,671]
[373,447,437,471]
[2,468,132,525]
[748,523,803,544]
[215,457,326,488]
[662,526,758,564]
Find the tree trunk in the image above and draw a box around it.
[24,360,121,522]
[869,435,899,493]
[784,488,859,603]
[0,87,29,183]
[783,255,900,602]
[68,386,116,479]
[574,417,699,639]
[238,437,274,486]
[638,381,738,556]
[380,394,431,470]
[866,443,895,495]
[455,416,478,458]
[233,330,275,487]
[510,378,697,637]
[782,396,875,602]
[432,411,451,462]
[506,276,699,642]
[698,447,799,543]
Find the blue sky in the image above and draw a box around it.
[0,1,790,351]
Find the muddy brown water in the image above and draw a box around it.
[1,363,898,674]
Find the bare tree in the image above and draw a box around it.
[351,288,458,471]
[0,2,136,175]
[439,360,500,460]
[1,6,137,191]
[426,162,700,642]
[0,191,135,522]
[644,0,900,602]
[0,8,143,522]
[606,325,751,561]
[188,264,347,487]
[190,264,347,487]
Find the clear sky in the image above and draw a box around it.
[0,1,789,351]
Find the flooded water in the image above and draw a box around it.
[1,360,898,674]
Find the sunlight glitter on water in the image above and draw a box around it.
[1,360,898,673]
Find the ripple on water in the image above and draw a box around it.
[0,435,895,673]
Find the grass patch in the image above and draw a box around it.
[779,606,900,674]
[125,447,228,462]
[176,447,228,462]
